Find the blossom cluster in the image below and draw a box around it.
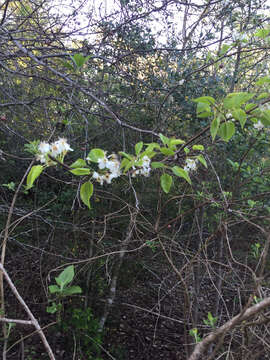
[92,154,121,185]
[184,158,198,173]
[91,154,152,186]
[36,138,73,164]
[132,156,151,177]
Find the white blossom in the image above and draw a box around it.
[98,157,109,169]
[179,79,185,86]
[92,171,104,185]
[254,120,264,130]
[50,142,62,157]
[38,142,50,154]
[140,167,151,177]
[36,154,46,163]
[184,158,198,172]
[54,138,73,153]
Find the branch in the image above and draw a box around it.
[0,263,56,360]
[189,297,270,360]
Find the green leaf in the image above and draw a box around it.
[140,150,156,159]
[70,159,87,168]
[2,182,16,191]
[193,96,215,105]
[169,139,185,146]
[87,148,105,162]
[196,154,207,168]
[46,303,58,314]
[219,44,230,55]
[210,116,221,141]
[135,141,143,155]
[119,151,133,160]
[232,109,247,129]
[80,181,93,209]
[196,102,212,118]
[151,162,165,169]
[254,28,270,39]
[159,133,170,146]
[256,77,270,86]
[26,165,44,190]
[120,158,133,173]
[257,92,269,100]
[261,110,270,125]
[218,121,235,142]
[144,143,160,152]
[55,265,75,290]
[70,54,90,69]
[160,147,175,156]
[48,285,61,294]
[70,168,90,176]
[160,173,172,193]
[62,286,82,296]
[245,103,257,112]
[172,166,191,184]
[192,145,204,151]
[223,92,255,109]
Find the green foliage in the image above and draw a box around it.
[26,165,43,190]
[80,181,94,209]
[70,53,90,70]
[203,312,217,328]
[189,328,201,343]
[160,173,172,193]
[47,266,82,315]
[65,307,104,359]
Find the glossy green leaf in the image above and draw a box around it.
[261,110,270,125]
[80,181,93,209]
[135,141,143,155]
[210,116,220,141]
[196,102,212,118]
[172,166,191,184]
[151,162,165,169]
[193,96,215,105]
[232,109,247,129]
[144,143,160,152]
[87,149,105,162]
[192,145,204,151]
[119,151,133,160]
[70,159,87,168]
[160,147,175,156]
[218,121,235,142]
[55,265,74,290]
[169,139,185,145]
[70,168,90,176]
[62,286,82,296]
[159,133,170,146]
[160,173,172,193]
[26,165,44,190]
[48,285,61,294]
[245,103,257,112]
[223,92,255,109]
[196,154,207,168]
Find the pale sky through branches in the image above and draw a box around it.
[51,0,270,47]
